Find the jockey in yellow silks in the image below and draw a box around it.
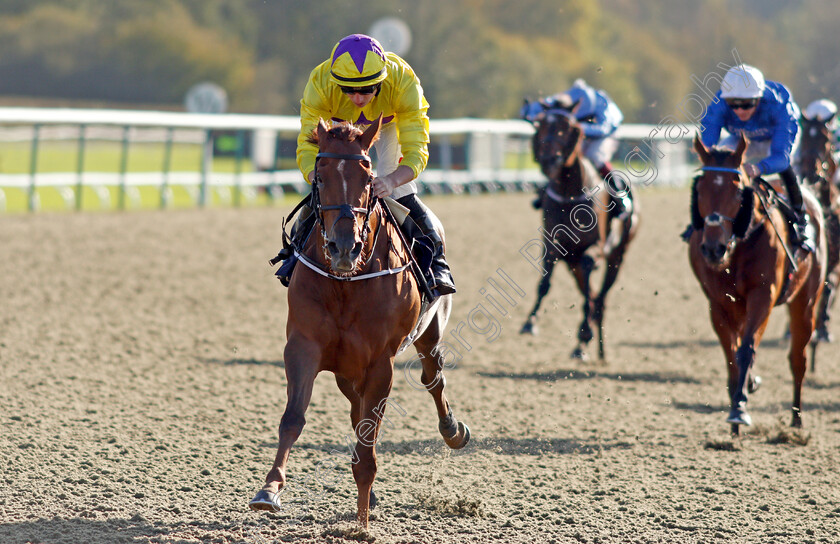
[275,34,455,298]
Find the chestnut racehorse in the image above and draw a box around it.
[520,107,640,361]
[249,117,470,527]
[798,115,840,349]
[688,134,826,434]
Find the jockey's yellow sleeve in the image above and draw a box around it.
[297,52,430,183]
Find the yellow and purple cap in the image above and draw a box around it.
[329,34,388,86]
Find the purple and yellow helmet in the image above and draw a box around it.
[329,34,388,86]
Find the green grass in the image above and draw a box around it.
[0,141,256,174]
[0,184,300,213]
[0,140,301,212]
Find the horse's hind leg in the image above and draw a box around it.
[413,303,470,450]
[520,256,558,336]
[788,282,821,427]
[250,340,320,512]
[593,233,631,360]
[568,255,595,360]
[815,277,836,347]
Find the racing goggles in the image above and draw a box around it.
[725,99,759,111]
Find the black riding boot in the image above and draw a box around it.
[780,166,812,251]
[273,205,315,286]
[395,194,457,297]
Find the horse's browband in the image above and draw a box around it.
[700,166,742,175]
[316,152,371,163]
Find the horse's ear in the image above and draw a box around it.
[693,133,710,163]
[733,133,749,164]
[564,125,584,167]
[570,99,582,115]
[316,118,330,142]
[827,154,838,180]
[359,114,382,151]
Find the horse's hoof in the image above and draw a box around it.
[727,408,752,426]
[520,322,538,335]
[570,347,588,361]
[441,420,471,450]
[369,490,377,510]
[748,375,762,394]
[249,489,281,512]
[791,407,803,428]
[817,328,834,343]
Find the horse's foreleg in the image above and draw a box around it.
[729,294,774,427]
[250,342,320,511]
[250,340,320,512]
[709,305,740,432]
[352,359,394,529]
[520,257,557,335]
[568,255,595,359]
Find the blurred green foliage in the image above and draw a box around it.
[0,0,836,123]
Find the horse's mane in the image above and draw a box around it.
[307,122,365,145]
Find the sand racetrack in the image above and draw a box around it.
[2,188,840,544]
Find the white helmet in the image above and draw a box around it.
[720,64,765,99]
[803,99,838,122]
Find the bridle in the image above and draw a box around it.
[294,149,411,282]
[312,151,377,247]
[695,165,757,246]
[798,120,833,186]
[533,109,576,174]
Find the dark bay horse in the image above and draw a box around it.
[249,117,470,528]
[520,107,640,361]
[688,134,826,434]
[798,115,840,348]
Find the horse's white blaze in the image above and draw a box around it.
[337,160,348,199]
[714,175,724,186]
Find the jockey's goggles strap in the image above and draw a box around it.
[700,166,743,175]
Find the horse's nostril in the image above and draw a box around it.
[327,241,338,255]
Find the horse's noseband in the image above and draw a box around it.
[312,151,376,243]
[705,212,734,227]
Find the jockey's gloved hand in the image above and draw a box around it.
[744,163,761,178]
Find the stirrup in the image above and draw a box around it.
[431,275,457,296]
[792,214,815,253]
